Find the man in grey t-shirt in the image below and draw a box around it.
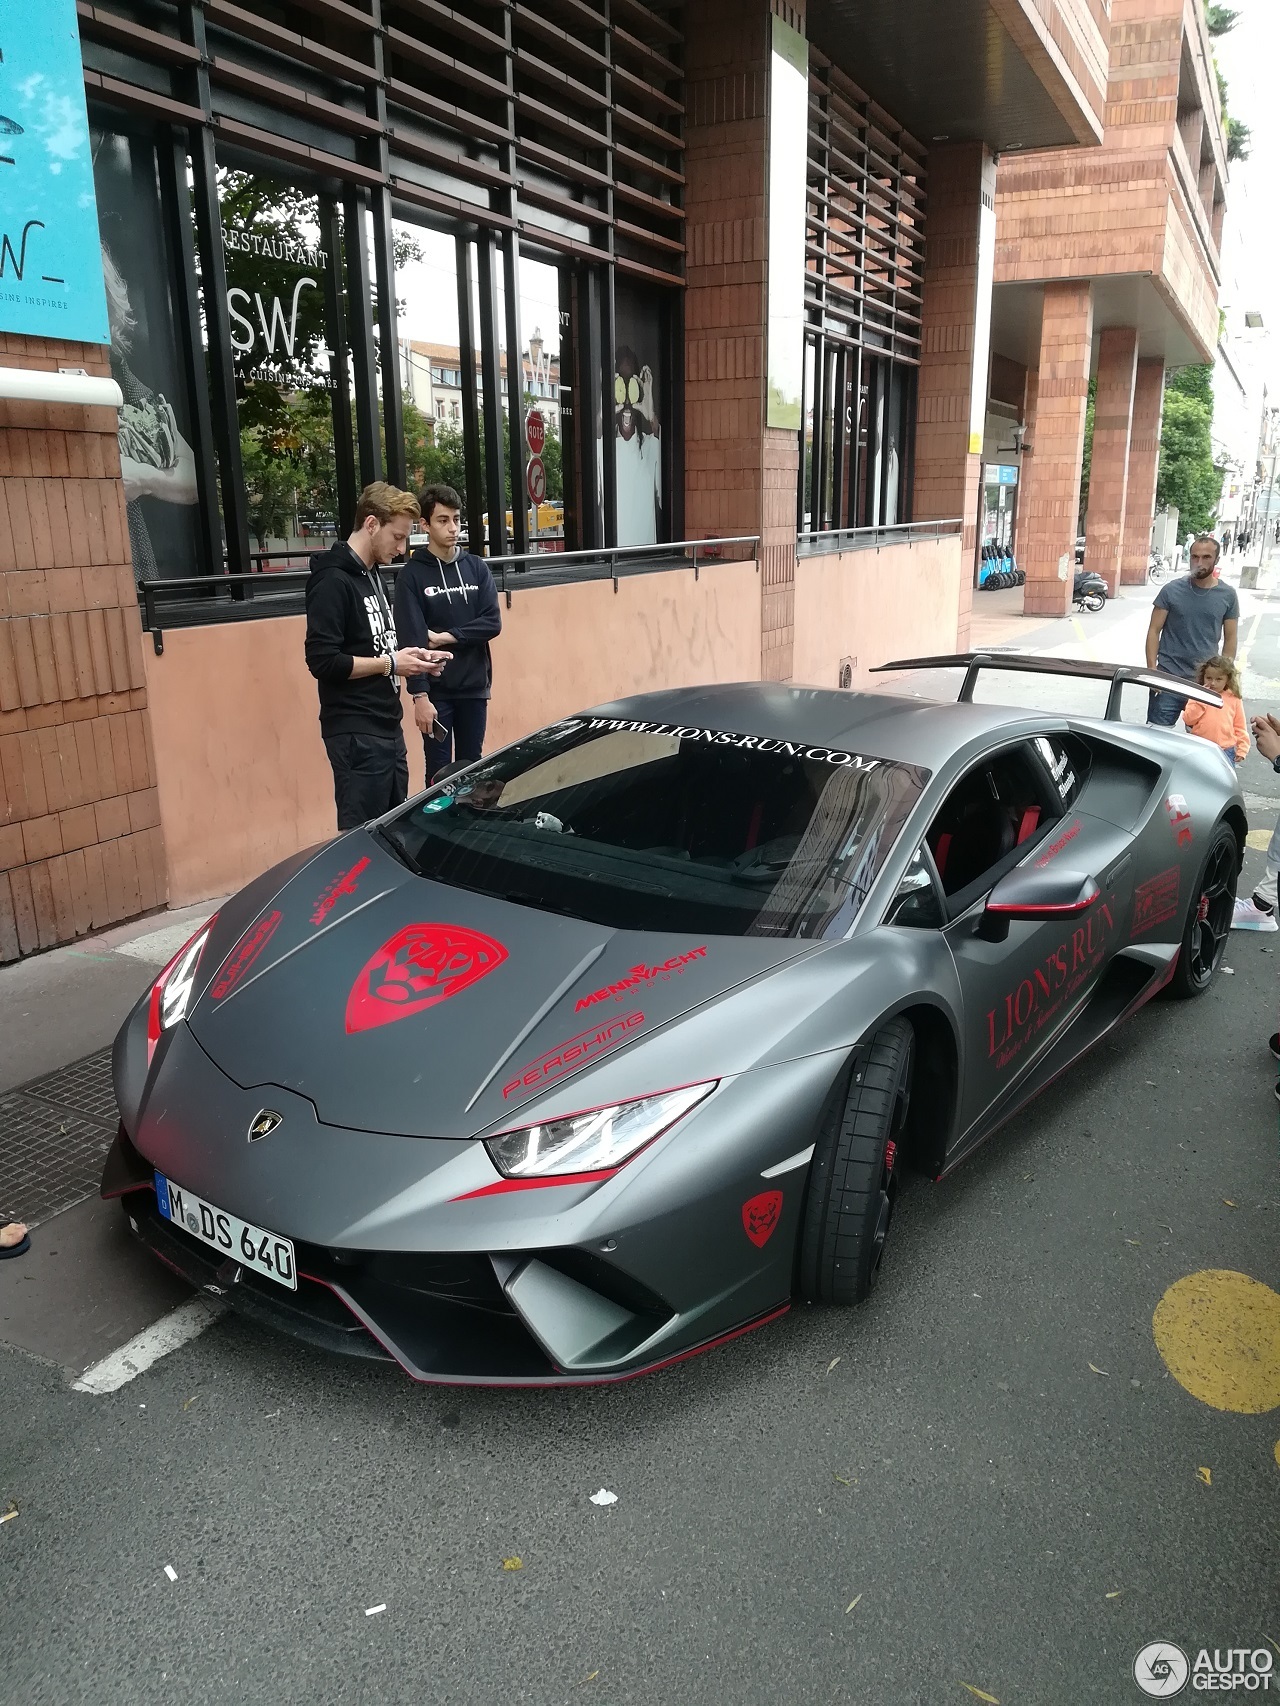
[1144,535,1239,725]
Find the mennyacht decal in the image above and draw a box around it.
[1165,794,1193,848]
[575,947,707,1012]
[582,717,884,768]
[311,856,371,926]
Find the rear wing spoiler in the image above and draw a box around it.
[872,651,1223,722]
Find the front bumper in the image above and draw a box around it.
[103,1126,788,1385]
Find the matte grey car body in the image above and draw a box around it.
[103,666,1245,1383]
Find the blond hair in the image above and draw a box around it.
[354,482,421,527]
[1195,653,1242,697]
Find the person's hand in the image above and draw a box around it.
[427,630,456,648]
[1254,722,1280,763]
[395,646,449,677]
[413,695,437,737]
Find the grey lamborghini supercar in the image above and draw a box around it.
[103,655,1243,1384]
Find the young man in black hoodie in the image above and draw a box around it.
[304,482,448,830]
[393,483,502,781]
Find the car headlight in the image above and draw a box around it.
[486,1082,716,1179]
[146,918,217,1062]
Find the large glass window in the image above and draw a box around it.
[218,170,345,564]
[92,127,203,583]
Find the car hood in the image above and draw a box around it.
[187,832,820,1138]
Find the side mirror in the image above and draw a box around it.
[977,867,1099,942]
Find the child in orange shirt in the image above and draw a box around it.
[1182,654,1249,767]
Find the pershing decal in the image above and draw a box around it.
[575,948,707,1012]
[985,900,1116,1071]
[1131,867,1181,938]
[741,1190,783,1249]
[345,923,507,1033]
[210,911,283,1001]
[311,856,371,926]
[502,1011,644,1099]
[582,716,883,770]
[1034,819,1081,869]
[1165,793,1193,848]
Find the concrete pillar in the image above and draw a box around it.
[913,141,997,651]
[684,0,801,682]
[1119,358,1165,585]
[1084,325,1139,596]
[1019,281,1094,618]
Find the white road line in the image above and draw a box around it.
[72,1299,224,1394]
[761,1145,815,1179]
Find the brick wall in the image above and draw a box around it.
[1083,324,1139,596]
[1019,280,1093,619]
[0,334,164,962]
[685,0,804,683]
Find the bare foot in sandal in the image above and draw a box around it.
[0,1221,30,1258]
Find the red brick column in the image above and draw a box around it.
[1119,357,1165,586]
[913,142,995,652]
[685,0,802,680]
[1083,325,1138,597]
[0,335,166,961]
[1019,281,1093,618]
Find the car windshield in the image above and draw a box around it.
[380,716,928,939]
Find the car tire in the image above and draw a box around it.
[798,1017,913,1306]
[1162,822,1239,1000]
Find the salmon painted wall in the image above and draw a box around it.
[145,559,763,906]
[790,537,964,691]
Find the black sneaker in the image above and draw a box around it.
[1252,890,1276,917]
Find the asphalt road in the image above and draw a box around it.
[3,582,1279,1706]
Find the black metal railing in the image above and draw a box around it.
[796,518,963,557]
[137,536,761,649]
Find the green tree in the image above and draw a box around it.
[1226,116,1251,162]
[239,430,300,551]
[1077,377,1097,531]
[1206,5,1238,36]
[1156,373,1224,537]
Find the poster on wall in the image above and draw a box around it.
[92,130,201,582]
[613,280,664,548]
[0,0,109,343]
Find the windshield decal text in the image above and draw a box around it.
[583,718,882,768]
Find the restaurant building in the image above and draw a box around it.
[2,0,1129,955]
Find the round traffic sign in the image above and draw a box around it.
[525,409,545,456]
[526,454,546,504]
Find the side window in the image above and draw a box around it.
[1032,734,1087,810]
[885,844,944,928]
[925,746,1063,906]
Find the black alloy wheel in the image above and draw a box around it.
[1164,823,1238,999]
[798,1017,914,1306]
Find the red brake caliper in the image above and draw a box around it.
[884,1139,897,1176]
[1197,893,1210,923]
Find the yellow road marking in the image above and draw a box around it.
[1247,829,1273,851]
[1153,1270,1280,1415]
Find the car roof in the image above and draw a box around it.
[583,681,1051,768]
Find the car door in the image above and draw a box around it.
[923,737,1130,1138]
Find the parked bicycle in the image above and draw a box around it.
[1148,551,1176,582]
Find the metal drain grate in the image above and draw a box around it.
[0,1049,118,1228]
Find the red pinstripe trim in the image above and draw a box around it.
[450,1169,618,1200]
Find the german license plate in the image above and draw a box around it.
[155,1171,296,1291]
